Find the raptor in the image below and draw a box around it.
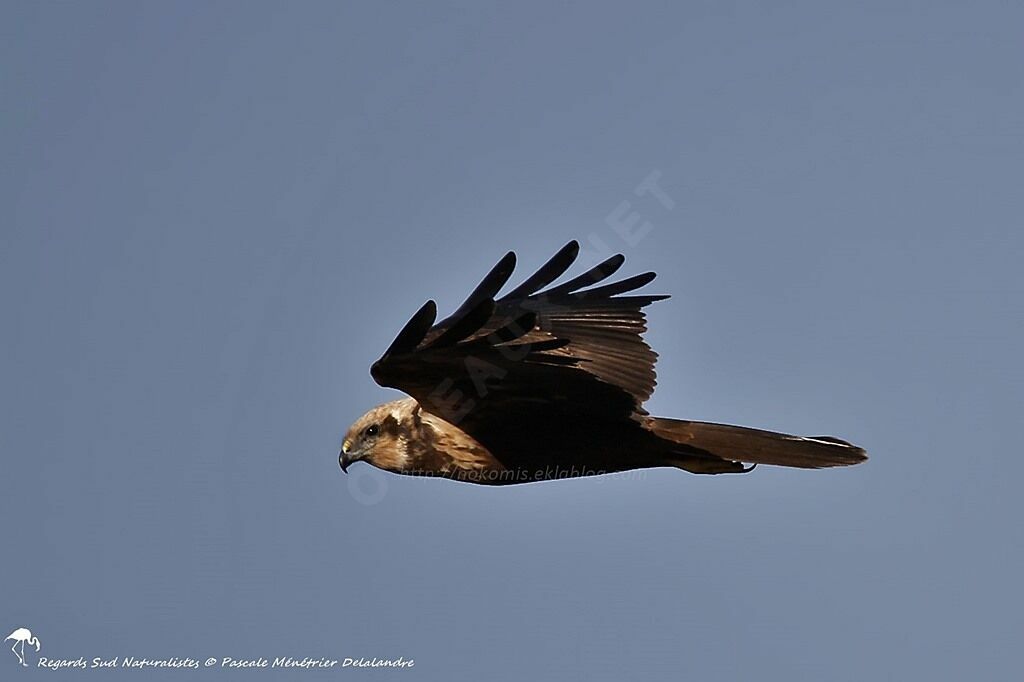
[340,241,866,484]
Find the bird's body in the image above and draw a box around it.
[346,396,667,484]
[340,241,866,483]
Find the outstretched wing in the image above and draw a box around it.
[369,241,667,444]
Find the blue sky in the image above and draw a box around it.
[2,2,1022,680]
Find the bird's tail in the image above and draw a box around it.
[647,417,867,474]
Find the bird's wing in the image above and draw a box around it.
[369,241,667,442]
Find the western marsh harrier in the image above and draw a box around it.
[340,241,866,484]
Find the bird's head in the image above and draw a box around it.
[339,401,413,473]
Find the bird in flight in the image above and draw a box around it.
[340,241,866,484]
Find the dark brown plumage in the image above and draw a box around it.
[339,241,866,484]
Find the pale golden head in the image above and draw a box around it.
[339,399,415,473]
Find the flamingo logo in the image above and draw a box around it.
[5,628,40,667]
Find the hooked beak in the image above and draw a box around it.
[339,440,354,473]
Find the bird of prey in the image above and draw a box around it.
[340,241,866,484]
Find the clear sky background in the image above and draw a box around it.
[2,2,1022,680]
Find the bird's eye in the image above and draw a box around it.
[365,424,380,436]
